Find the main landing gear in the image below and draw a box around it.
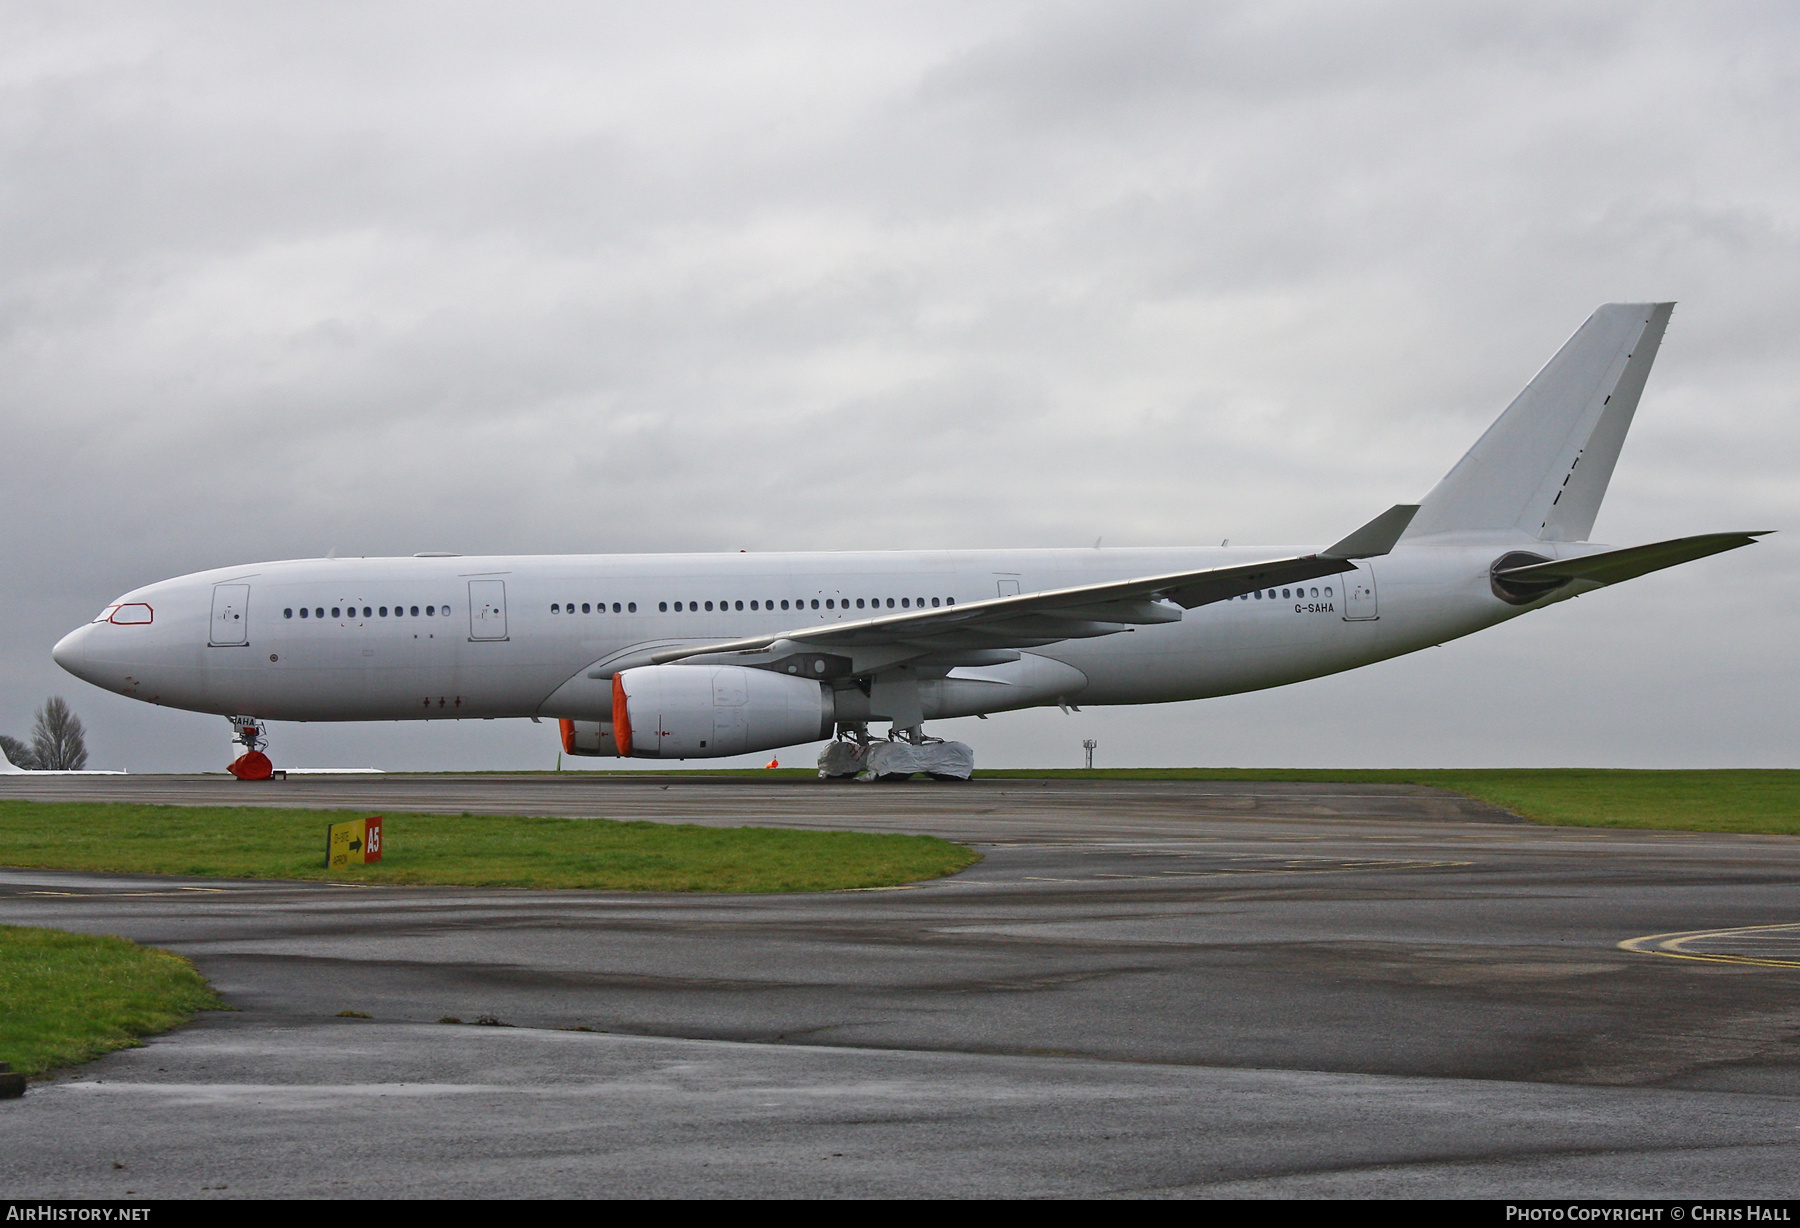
[227,716,276,781]
[816,721,975,782]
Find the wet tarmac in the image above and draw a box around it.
[3,774,1798,1198]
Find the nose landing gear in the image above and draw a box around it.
[227,716,275,781]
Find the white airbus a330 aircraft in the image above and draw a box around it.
[52,303,1764,779]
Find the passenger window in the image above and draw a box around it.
[1324,587,1332,597]
[810,599,819,609]
[582,603,590,613]
[299,608,309,618]
[931,597,940,607]
[916,598,924,607]
[284,608,293,619]
[705,601,714,612]
[551,603,560,613]
[426,606,435,616]
[364,607,372,617]
[1309,588,1317,598]
[825,599,834,609]
[735,600,743,611]
[1280,590,1289,599]
[316,608,325,618]
[333,607,343,618]
[410,606,419,616]
[946,597,954,605]
[885,598,894,608]
[1253,591,1262,600]
[780,600,789,610]
[856,598,864,608]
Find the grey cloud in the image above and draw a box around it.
[2,1,1794,771]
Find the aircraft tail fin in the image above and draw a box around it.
[0,743,24,774]
[1405,303,1673,542]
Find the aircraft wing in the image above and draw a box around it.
[641,505,1418,670]
[1492,532,1770,591]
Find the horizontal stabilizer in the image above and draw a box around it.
[1322,504,1419,559]
[1495,532,1770,592]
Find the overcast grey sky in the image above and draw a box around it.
[3,1,1795,772]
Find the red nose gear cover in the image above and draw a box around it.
[228,751,273,780]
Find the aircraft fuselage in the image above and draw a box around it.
[51,540,1563,729]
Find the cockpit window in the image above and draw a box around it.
[92,605,120,623]
[109,604,153,625]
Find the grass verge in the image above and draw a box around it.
[0,801,979,892]
[975,768,1800,835]
[0,925,223,1076]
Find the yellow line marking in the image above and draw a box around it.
[1618,922,1800,969]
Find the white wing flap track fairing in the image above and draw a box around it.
[644,504,1420,671]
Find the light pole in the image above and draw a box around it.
[1082,739,1097,770]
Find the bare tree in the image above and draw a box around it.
[0,734,38,770]
[30,697,88,771]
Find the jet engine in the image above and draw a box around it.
[559,719,618,757]
[612,665,835,759]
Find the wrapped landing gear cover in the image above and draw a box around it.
[818,740,974,781]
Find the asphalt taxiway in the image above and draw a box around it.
[3,775,1798,1198]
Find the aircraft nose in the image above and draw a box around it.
[52,624,93,680]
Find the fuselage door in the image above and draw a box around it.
[209,584,249,646]
[1342,563,1379,621]
[468,580,508,641]
[995,576,1021,598]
